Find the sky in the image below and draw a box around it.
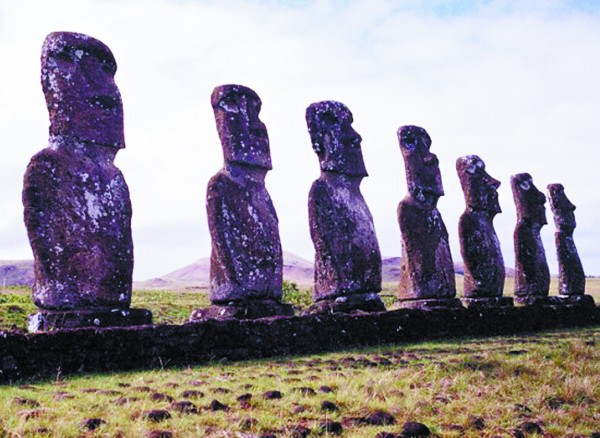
[1,0,599,281]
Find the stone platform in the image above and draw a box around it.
[1,305,598,383]
[27,308,152,332]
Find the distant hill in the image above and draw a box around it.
[0,260,34,287]
[382,256,402,283]
[134,251,314,290]
[0,255,515,291]
[134,253,479,290]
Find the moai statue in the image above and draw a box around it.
[456,155,512,308]
[547,184,595,307]
[304,101,385,313]
[511,173,551,305]
[22,32,151,331]
[190,84,293,320]
[396,126,462,309]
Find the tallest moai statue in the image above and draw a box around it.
[23,32,151,331]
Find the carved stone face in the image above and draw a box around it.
[456,155,501,215]
[41,32,124,149]
[398,125,444,207]
[305,100,367,177]
[511,173,547,225]
[547,183,576,231]
[211,84,272,170]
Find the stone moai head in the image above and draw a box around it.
[511,173,547,225]
[305,100,367,177]
[547,183,576,232]
[398,125,444,207]
[41,32,124,149]
[456,155,501,215]
[211,84,272,170]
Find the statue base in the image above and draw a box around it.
[461,296,514,309]
[397,298,464,310]
[514,294,596,307]
[28,308,153,332]
[304,292,386,315]
[190,299,294,321]
[552,294,596,307]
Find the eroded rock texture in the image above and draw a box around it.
[191,84,292,320]
[547,184,594,306]
[305,101,384,313]
[457,155,512,308]
[396,126,460,309]
[23,32,151,330]
[511,173,550,304]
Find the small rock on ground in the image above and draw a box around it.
[401,421,431,437]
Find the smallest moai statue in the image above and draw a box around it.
[511,173,551,305]
[456,155,513,308]
[305,100,385,314]
[396,126,462,309]
[547,184,595,307]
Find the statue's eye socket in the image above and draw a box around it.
[519,180,531,191]
[320,111,338,127]
[467,164,477,174]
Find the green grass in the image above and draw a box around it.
[0,282,598,436]
[0,287,38,332]
[0,328,597,437]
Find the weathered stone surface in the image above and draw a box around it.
[190,299,293,320]
[193,84,292,320]
[456,155,512,307]
[305,101,383,313]
[27,308,152,332]
[22,32,150,329]
[396,126,460,309]
[547,184,595,307]
[511,173,550,304]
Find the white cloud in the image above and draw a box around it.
[1,0,599,283]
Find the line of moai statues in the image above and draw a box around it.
[22,32,596,331]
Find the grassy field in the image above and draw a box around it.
[0,280,599,436]
[0,328,597,437]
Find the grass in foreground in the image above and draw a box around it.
[0,328,598,437]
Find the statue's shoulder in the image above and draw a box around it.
[27,147,61,166]
[309,177,332,200]
[207,169,235,190]
[24,147,66,183]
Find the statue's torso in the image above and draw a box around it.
[23,145,133,310]
[459,210,505,297]
[555,231,585,295]
[207,170,282,303]
[309,178,381,300]
[514,220,550,296]
[398,198,455,299]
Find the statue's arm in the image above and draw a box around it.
[22,153,64,268]
[206,173,239,279]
